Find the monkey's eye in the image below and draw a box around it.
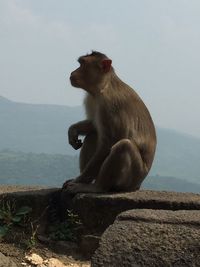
[78,58,86,65]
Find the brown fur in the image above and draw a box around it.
[63,51,156,193]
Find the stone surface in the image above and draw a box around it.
[0,187,60,225]
[80,235,100,259]
[0,252,18,267]
[0,185,47,194]
[25,253,44,265]
[92,209,200,267]
[53,241,79,255]
[72,190,200,232]
[44,258,67,267]
[1,186,200,265]
[25,253,91,267]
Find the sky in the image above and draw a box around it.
[0,0,200,138]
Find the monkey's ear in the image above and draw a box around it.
[102,59,112,73]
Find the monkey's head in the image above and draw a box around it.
[70,51,112,93]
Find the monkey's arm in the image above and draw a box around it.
[68,120,95,150]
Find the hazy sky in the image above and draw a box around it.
[0,0,200,137]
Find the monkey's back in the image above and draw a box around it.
[104,78,156,169]
[122,84,157,169]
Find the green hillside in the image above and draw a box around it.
[0,96,200,185]
[0,96,82,155]
[0,150,78,187]
[143,175,200,193]
[0,150,199,193]
[150,128,200,184]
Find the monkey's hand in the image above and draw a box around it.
[68,126,83,150]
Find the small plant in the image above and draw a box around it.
[67,209,81,226]
[24,222,39,249]
[0,199,32,239]
[0,225,9,239]
[49,209,82,242]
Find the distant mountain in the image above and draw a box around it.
[0,150,199,193]
[143,175,200,194]
[0,96,200,185]
[0,150,78,187]
[0,96,83,155]
[0,96,13,104]
[149,128,200,184]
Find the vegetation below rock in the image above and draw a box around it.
[0,196,89,266]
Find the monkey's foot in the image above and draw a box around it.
[64,182,103,194]
[62,179,75,189]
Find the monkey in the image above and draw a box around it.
[63,51,156,193]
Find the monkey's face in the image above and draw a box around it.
[70,60,102,90]
[70,62,98,90]
[70,54,112,93]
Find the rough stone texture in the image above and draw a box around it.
[80,235,101,259]
[0,186,60,220]
[1,186,200,265]
[72,190,200,233]
[0,252,18,267]
[0,186,61,235]
[92,209,200,267]
[2,188,200,234]
[53,241,79,255]
[0,185,46,194]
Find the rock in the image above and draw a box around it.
[25,253,44,265]
[53,241,78,254]
[0,252,18,267]
[0,187,60,223]
[79,235,100,258]
[25,255,75,267]
[37,234,51,244]
[44,258,66,267]
[72,190,200,233]
[44,258,90,267]
[0,185,46,195]
[91,209,200,267]
[0,188,61,235]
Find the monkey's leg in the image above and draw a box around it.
[79,132,98,173]
[95,139,147,192]
[63,132,98,189]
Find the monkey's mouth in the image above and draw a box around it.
[70,76,77,84]
[70,77,80,87]
[70,76,74,82]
